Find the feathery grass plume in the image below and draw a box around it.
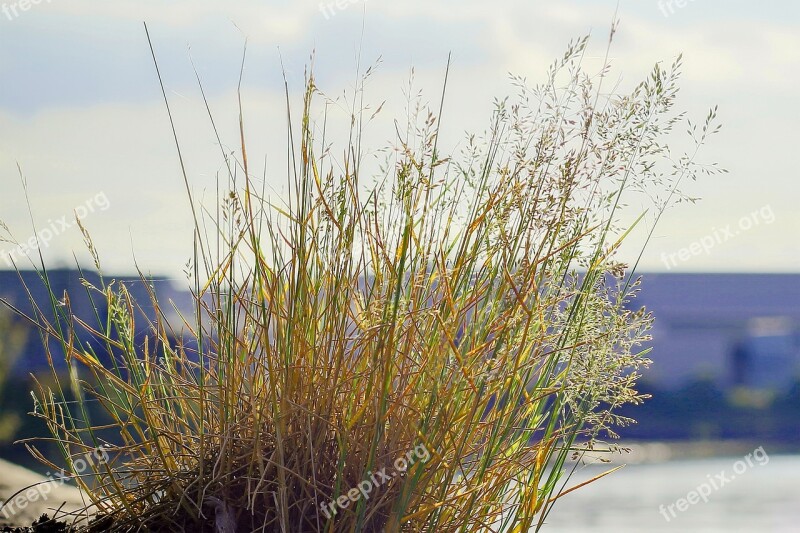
[6,28,723,532]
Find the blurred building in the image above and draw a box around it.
[637,273,800,391]
[2,270,799,391]
[0,269,195,374]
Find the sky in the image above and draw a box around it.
[0,0,798,277]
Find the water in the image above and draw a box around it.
[541,454,799,532]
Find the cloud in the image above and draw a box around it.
[0,0,797,273]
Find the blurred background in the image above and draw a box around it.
[1,1,798,531]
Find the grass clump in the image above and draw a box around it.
[4,29,721,532]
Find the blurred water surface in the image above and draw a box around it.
[542,454,799,532]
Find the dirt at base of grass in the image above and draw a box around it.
[1,514,114,533]
[1,514,74,532]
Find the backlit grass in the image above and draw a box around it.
[3,28,722,532]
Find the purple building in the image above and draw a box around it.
[637,273,800,391]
